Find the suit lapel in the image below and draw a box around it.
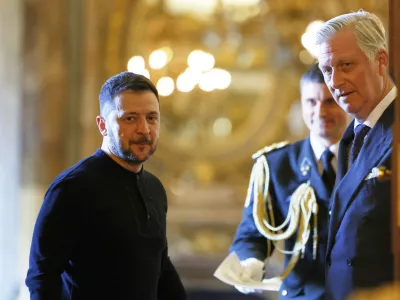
[327,103,394,254]
[298,139,330,201]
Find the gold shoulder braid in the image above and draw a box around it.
[244,141,289,208]
[251,141,290,160]
[244,141,319,288]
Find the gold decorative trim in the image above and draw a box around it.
[251,141,290,160]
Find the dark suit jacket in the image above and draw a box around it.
[325,103,394,300]
[230,138,331,300]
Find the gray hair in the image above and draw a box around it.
[315,10,387,61]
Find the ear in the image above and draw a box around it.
[376,49,389,76]
[96,116,108,136]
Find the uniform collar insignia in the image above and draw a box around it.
[300,157,312,176]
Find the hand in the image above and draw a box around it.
[235,258,264,294]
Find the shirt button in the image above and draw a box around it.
[329,210,332,215]
[346,258,353,266]
[281,290,288,296]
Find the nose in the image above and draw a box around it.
[318,102,328,117]
[314,101,326,118]
[330,69,345,90]
[137,117,150,135]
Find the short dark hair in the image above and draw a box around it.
[300,63,325,90]
[99,72,159,117]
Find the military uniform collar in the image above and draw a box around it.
[309,134,339,162]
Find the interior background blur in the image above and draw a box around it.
[0,0,388,299]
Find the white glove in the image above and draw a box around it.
[235,258,264,294]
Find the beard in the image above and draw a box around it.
[109,132,157,164]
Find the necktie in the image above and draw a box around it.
[350,124,370,165]
[321,149,336,194]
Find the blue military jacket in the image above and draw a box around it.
[230,138,332,300]
[325,103,394,300]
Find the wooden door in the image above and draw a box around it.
[389,0,400,281]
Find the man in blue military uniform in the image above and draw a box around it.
[315,10,396,300]
[230,64,348,299]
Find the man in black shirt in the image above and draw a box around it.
[26,72,187,300]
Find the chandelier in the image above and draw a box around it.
[127,48,232,96]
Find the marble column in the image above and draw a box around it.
[17,1,84,298]
[0,0,23,299]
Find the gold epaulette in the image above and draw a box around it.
[251,141,290,160]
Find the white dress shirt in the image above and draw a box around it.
[354,87,397,130]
